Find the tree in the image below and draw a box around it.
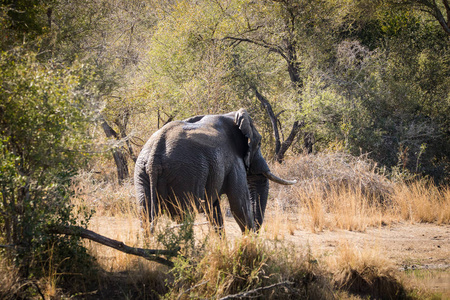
[220,0,314,157]
[44,0,156,183]
[0,49,93,276]
[0,0,50,50]
[390,0,450,35]
[142,0,324,160]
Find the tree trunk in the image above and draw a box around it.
[275,121,304,163]
[100,117,129,184]
[113,109,137,163]
[252,86,302,162]
[252,87,281,154]
[303,132,314,154]
[111,150,129,184]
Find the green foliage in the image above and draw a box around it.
[0,49,94,278]
[165,233,277,299]
[156,214,195,257]
[297,5,450,181]
[144,1,238,118]
[0,0,52,50]
[135,0,450,181]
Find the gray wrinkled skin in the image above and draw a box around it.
[134,109,290,232]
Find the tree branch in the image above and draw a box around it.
[47,225,177,267]
[252,86,281,154]
[218,281,294,299]
[251,86,303,161]
[394,0,450,35]
[275,121,304,163]
[443,0,450,32]
[223,36,288,61]
[100,116,119,139]
[433,0,450,35]
[99,115,130,183]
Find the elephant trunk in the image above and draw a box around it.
[247,174,269,231]
[263,171,297,185]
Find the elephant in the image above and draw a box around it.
[134,108,296,233]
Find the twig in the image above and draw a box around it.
[32,281,46,300]
[169,221,209,230]
[0,244,17,249]
[177,280,209,300]
[218,281,294,299]
[47,225,178,267]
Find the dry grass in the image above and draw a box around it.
[403,269,450,299]
[391,180,450,224]
[326,241,405,298]
[169,234,269,298]
[52,152,449,298]
[0,257,21,300]
[272,152,393,206]
[269,152,449,233]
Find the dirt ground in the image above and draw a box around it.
[90,214,450,296]
[289,222,450,295]
[218,215,450,295]
[218,216,449,268]
[286,222,450,270]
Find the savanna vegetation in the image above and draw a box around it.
[1,0,449,299]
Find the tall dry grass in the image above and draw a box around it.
[391,180,450,224]
[0,257,21,300]
[60,152,450,298]
[269,152,450,234]
[327,241,405,298]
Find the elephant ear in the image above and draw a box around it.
[235,108,253,169]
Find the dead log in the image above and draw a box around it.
[47,225,177,267]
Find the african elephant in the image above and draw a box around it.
[134,108,296,233]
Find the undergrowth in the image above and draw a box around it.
[271,152,450,232]
[2,153,448,299]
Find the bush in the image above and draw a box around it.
[0,49,94,290]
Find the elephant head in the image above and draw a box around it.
[235,109,296,230]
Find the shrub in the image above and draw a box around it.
[0,49,94,292]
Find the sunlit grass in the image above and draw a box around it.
[270,153,449,233]
[63,153,450,298]
[326,240,405,298]
[390,180,450,224]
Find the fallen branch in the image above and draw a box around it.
[47,225,177,267]
[218,281,294,299]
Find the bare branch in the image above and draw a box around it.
[47,225,177,267]
[252,86,281,154]
[223,36,288,61]
[218,281,294,299]
[177,280,209,300]
[275,121,304,163]
[0,244,18,249]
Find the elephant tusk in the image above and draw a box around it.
[263,171,297,185]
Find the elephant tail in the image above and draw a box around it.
[134,160,152,216]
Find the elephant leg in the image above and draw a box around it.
[211,200,224,231]
[203,197,224,232]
